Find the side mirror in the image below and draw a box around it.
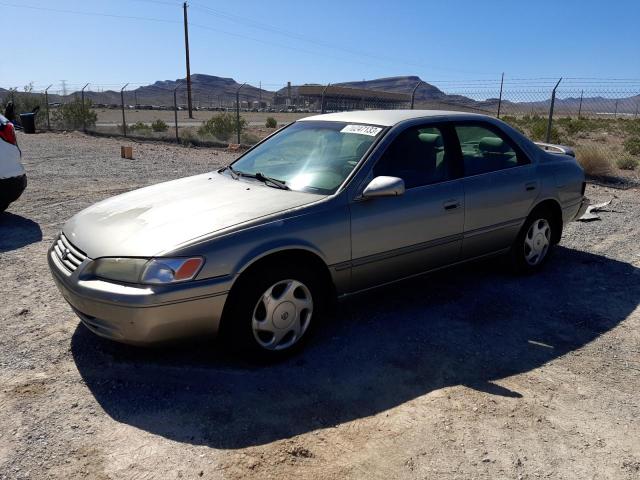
[362,176,405,199]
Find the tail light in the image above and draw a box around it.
[0,122,17,145]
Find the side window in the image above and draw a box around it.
[374,126,450,189]
[455,124,527,176]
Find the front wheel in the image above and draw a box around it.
[510,212,554,273]
[222,264,325,360]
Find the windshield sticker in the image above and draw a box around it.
[340,124,383,136]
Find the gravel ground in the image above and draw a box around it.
[1,132,639,480]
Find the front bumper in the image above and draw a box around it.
[48,244,232,345]
[0,174,27,206]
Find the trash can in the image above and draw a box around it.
[19,112,36,134]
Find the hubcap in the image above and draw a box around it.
[524,218,551,266]
[251,279,313,351]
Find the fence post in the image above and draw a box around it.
[321,84,330,114]
[174,86,180,143]
[236,83,247,144]
[578,89,583,118]
[545,77,562,143]
[120,83,128,137]
[411,81,424,110]
[44,84,52,130]
[496,73,504,118]
[81,83,89,132]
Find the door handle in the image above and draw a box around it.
[525,182,537,191]
[443,200,461,211]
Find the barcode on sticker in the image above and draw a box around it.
[340,124,383,136]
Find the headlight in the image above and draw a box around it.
[93,258,148,284]
[93,257,204,284]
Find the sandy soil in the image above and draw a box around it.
[1,132,639,480]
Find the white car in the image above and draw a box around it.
[0,114,26,212]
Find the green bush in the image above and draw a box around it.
[623,136,640,156]
[52,97,97,129]
[265,117,277,128]
[129,121,151,134]
[151,119,168,132]
[615,154,639,171]
[198,112,246,141]
[530,119,561,144]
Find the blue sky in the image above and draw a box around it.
[2,0,639,93]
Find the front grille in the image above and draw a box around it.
[53,232,87,273]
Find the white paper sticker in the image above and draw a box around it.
[340,124,383,136]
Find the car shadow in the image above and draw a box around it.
[71,247,640,449]
[0,212,42,253]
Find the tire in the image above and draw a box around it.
[510,209,555,273]
[222,262,327,361]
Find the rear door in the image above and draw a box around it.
[453,122,539,259]
[348,123,465,291]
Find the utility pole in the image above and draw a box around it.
[183,2,193,118]
[259,81,262,106]
[134,90,138,107]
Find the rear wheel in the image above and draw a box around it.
[223,263,326,360]
[510,211,555,273]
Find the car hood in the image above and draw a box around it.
[63,172,321,258]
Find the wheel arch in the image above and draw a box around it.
[528,198,563,244]
[220,247,337,333]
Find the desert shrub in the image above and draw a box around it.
[129,121,151,134]
[265,117,277,128]
[530,119,561,144]
[241,132,260,145]
[615,154,639,171]
[562,118,591,138]
[52,97,97,129]
[151,119,168,132]
[623,119,640,136]
[180,127,197,146]
[575,146,613,176]
[623,136,640,156]
[198,112,246,141]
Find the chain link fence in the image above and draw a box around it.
[2,78,639,175]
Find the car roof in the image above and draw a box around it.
[299,109,487,127]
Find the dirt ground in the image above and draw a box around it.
[1,132,639,480]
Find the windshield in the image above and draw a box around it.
[229,120,384,194]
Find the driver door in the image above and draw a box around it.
[348,124,465,292]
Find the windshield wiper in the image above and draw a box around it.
[221,165,240,180]
[254,172,289,190]
[222,166,289,190]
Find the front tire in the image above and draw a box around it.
[222,263,326,360]
[510,211,555,273]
